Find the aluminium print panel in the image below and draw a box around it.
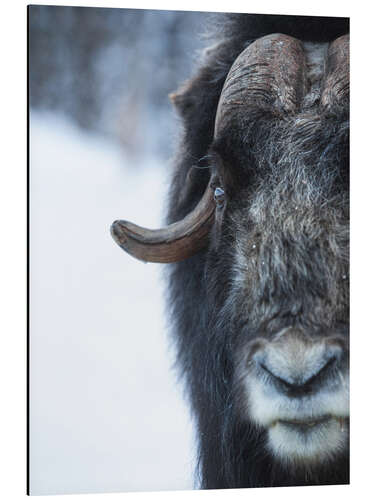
[28,5,349,495]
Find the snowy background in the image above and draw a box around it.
[28,6,213,495]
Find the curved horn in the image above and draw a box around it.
[111,34,308,263]
[321,34,349,112]
[111,177,215,263]
[215,33,308,137]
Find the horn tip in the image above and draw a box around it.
[111,219,130,247]
[110,220,149,263]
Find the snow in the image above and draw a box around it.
[29,112,195,495]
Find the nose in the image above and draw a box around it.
[250,329,346,396]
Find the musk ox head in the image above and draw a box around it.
[111,32,349,481]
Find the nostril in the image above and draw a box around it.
[247,331,347,396]
[257,362,305,391]
[301,355,335,387]
[256,350,340,395]
[258,362,291,386]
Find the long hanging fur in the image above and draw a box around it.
[166,13,349,489]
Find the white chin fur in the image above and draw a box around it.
[242,373,349,465]
[246,374,349,428]
[268,418,348,465]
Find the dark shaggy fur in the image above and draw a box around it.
[167,13,349,489]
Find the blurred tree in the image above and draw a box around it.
[28,6,210,159]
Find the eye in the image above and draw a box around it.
[214,186,226,209]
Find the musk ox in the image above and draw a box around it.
[111,13,349,489]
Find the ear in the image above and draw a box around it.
[168,40,235,121]
[169,80,195,118]
[167,40,244,220]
